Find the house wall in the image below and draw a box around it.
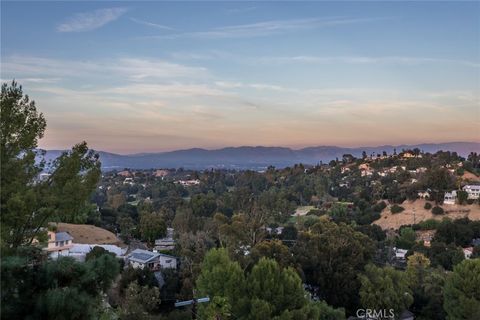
[159,256,177,269]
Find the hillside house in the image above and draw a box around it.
[444,191,457,205]
[117,170,132,177]
[417,190,430,199]
[463,185,480,199]
[69,244,127,262]
[123,177,134,185]
[401,152,415,158]
[126,249,177,270]
[44,231,74,259]
[463,247,474,259]
[176,179,201,186]
[154,169,169,178]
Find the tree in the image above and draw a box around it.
[35,287,97,320]
[457,191,468,205]
[406,253,430,288]
[250,240,295,269]
[359,264,413,318]
[120,281,160,320]
[85,246,114,261]
[278,301,345,320]
[429,242,464,270]
[139,211,167,243]
[396,227,416,250]
[86,252,120,292]
[247,258,305,318]
[196,248,248,318]
[1,253,120,320]
[391,204,405,214]
[293,220,374,312]
[1,81,100,249]
[444,259,480,319]
[432,206,444,215]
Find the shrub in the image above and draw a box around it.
[424,202,432,210]
[391,204,405,214]
[413,219,441,230]
[467,199,475,205]
[432,206,444,215]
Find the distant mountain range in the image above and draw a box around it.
[41,142,480,171]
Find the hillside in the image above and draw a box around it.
[56,223,125,247]
[373,199,480,230]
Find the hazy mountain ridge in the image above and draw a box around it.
[41,142,480,170]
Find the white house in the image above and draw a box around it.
[126,249,177,271]
[43,231,74,259]
[444,191,457,205]
[123,177,134,185]
[394,248,408,261]
[417,189,431,199]
[68,244,127,262]
[463,247,474,259]
[463,185,480,200]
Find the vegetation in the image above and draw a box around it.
[391,204,405,214]
[432,206,444,215]
[2,81,480,319]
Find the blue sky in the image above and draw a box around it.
[1,1,479,153]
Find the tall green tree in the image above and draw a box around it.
[1,81,100,249]
[444,259,480,320]
[293,219,374,312]
[139,211,167,243]
[247,258,305,318]
[359,264,413,318]
[196,248,248,317]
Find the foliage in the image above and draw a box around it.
[390,204,405,214]
[249,240,295,269]
[457,190,469,205]
[196,248,248,317]
[195,248,344,320]
[293,220,374,313]
[1,81,100,249]
[119,281,160,320]
[434,218,479,247]
[1,253,119,320]
[139,211,167,243]
[432,206,444,215]
[396,227,416,250]
[443,259,480,320]
[359,264,413,317]
[424,202,432,210]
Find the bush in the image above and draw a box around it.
[413,219,441,230]
[424,202,432,210]
[467,199,475,205]
[432,206,444,215]
[391,204,405,214]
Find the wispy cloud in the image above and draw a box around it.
[130,17,173,30]
[2,55,208,81]
[145,16,386,39]
[57,7,128,32]
[257,55,480,68]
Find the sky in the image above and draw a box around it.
[1,1,479,154]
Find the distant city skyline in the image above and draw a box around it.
[1,1,479,154]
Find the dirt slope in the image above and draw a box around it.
[373,199,480,230]
[56,223,125,247]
